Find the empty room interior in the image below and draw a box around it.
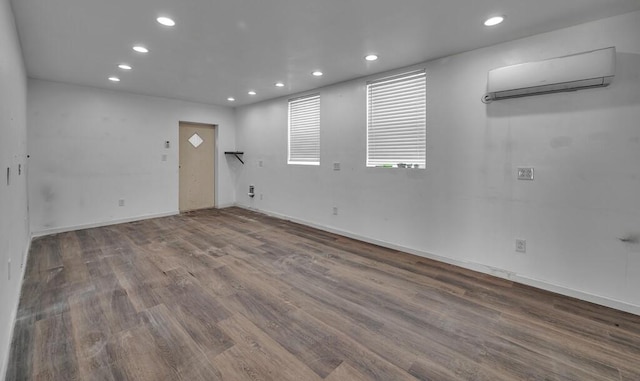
[3,0,640,380]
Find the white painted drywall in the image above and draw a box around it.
[235,11,640,313]
[0,0,29,377]
[28,80,238,235]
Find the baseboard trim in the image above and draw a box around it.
[235,204,640,316]
[2,236,32,380]
[31,211,179,238]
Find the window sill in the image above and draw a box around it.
[369,165,424,169]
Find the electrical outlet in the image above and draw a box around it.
[517,167,534,180]
[118,199,125,207]
[333,162,341,171]
[161,154,168,162]
[332,207,338,215]
[515,239,526,253]
[258,160,264,168]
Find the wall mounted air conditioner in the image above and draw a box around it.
[483,47,615,103]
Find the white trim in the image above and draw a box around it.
[287,161,320,166]
[2,237,31,380]
[31,211,179,237]
[234,204,640,316]
[216,202,237,209]
[32,205,241,237]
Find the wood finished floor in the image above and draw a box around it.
[6,207,640,381]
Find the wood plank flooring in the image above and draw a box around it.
[6,207,640,380]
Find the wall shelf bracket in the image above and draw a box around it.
[224,151,245,164]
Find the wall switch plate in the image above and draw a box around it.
[515,239,526,253]
[517,167,534,180]
[258,160,263,168]
[118,199,125,207]
[332,207,338,215]
[333,162,341,171]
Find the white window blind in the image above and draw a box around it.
[367,70,426,168]
[288,94,320,165]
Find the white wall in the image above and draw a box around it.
[0,0,29,377]
[235,10,640,313]
[28,80,238,235]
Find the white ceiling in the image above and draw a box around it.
[11,0,640,107]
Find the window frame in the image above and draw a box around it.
[366,69,427,169]
[287,93,321,166]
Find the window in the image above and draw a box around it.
[367,70,426,168]
[288,94,320,165]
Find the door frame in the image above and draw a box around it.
[178,121,218,212]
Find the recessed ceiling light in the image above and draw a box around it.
[365,54,378,61]
[108,77,120,82]
[133,45,149,53]
[227,97,235,102]
[275,82,285,87]
[312,71,323,77]
[157,17,176,27]
[484,16,505,26]
[248,91,257,95]
[118,64,132,70]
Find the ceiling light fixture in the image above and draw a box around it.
[248,91,257,95]
[133,45,149,53]
[484,16,505,26]
[108,77,120,82]
[227,97,235,102]
[118,64,132,70]
[365,54,378,61]
[275,82,285,87]
[312,71,323,77]
[157,17,176,27]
